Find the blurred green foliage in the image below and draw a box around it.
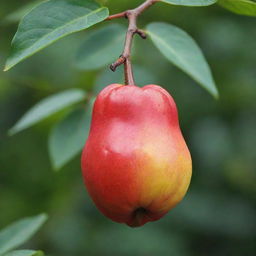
[0,214,47,256]
[0,0,256,255]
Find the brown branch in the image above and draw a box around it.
[107,0,158,85]
[106,11,127,21]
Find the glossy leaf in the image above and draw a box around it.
[75,23,126,70]
[48,102,94,170]
[160,0,217,6]
[4,250,44,256]
[4,0,109,71]
[0,214,47,255]
[218,0,256,16]
[9,89,86,135]
[146,22,218,98]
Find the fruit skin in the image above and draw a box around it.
[81,84,192,227]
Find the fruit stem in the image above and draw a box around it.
[107,0,159,85]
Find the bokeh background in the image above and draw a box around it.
[1,0,256,255]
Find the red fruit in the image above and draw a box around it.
[81,84,192,227]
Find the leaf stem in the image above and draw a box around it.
[107,0,158,85]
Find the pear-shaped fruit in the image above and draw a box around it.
[81,84,192,227]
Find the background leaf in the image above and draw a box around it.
[0,214,47,255]
[3,250,44,256]
[218,0,256,16]
[48,101,94,170]
[146,22,218,98]
[1,1,42,25]
[75,23,126,70]
[9,89,86,135]
[4,0,109,71]
[160,0,217,6]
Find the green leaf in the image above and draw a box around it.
[4,0,109,71]
[160,0,217,6]
[218,0,256,16]
[0,214,47,255]
[146,22,218,98]
[2,1,43,25]
[75,23,126,70]
[9,89,86,135]
[48,101,94,170]
[4,250,44,256]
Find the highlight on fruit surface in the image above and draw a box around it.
[81,84,192,227]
